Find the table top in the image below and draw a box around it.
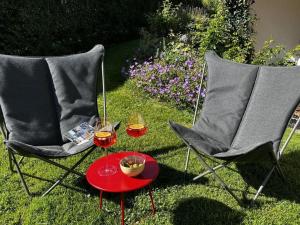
[86,151,159,193]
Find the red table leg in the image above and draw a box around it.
[120,192,125,225]
[148,186,156,215]
[100,191,103,209]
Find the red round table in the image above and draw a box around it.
[86,151,159,225]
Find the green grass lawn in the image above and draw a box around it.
[1,40,300,225]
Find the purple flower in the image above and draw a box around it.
[127,53,207,109]
[183,82,189,89]
[149,65,154,71]
[185,59,194,69]
[159,89,165,94]
[158,67,165,74]
[201,88,206,97]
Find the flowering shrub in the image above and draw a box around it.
[124,46,206,109]
[124,0,257,109]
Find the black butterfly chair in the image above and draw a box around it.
[170,51,300,204]
[0,45,114,196]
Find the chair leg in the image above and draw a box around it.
[18,171,87,194]
[253,166,275,201]
[184,148,191,173]
[10,152,31,196]
[184,148,191,180]
[18,156,25,165]
[196,154,242,205]
[37,156,85,177]
[8,147,95,196]
[42,170,72,196]
[41,147,94,196]
[193,161,231,181]
[269,149,286,182]
[8,150,14,172]
[275,164,286,182]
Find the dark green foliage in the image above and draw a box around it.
[0,0,160,55]
[147,0,191,37]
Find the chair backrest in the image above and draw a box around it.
[194,51,300,153]
[0,45,104,146]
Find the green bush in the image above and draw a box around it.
[139,0,255,63]
[127,0,257,110]
[147,0,191,37]
[201,0,219,12]
[194,0,255,62]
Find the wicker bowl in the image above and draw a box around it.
[120,155,145,177]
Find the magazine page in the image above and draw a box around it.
[64,122,94,145]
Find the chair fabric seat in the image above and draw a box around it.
[169,121,226,156]
[170,51,300,161]
[4,120,120,158]
[5,139,95,158]
[213,142,273,159]
[170,121,273,159]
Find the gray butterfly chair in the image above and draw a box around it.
[170,51,300,204]
[0,45,111,196]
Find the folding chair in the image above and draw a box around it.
[0,45,111,196]
[169,51,300,205]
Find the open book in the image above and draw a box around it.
[63,122,94,145]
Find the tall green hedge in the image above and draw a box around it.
[0,0,160,55]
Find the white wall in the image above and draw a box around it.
[252,0,300,50]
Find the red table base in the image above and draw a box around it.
[99,186,156,225]
[87,152,159,225]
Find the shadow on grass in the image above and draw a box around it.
[172,197,244,225]
[154,163,208,189]
[142,144,186,158]
[75,149,300,208]
[236,150,300,203]
[75,163,208,209]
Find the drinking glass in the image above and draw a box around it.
[126,113,148,139]
[126,113,148,156]
[94,118,117,176]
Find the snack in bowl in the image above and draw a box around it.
[120,155,145,177]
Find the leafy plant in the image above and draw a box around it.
[147,0,191,37]
[252,39,300,66]
[201,0,219,12]
[195,0,255,62]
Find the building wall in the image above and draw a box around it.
[252,0,300,50]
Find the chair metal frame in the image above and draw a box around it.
[0,53,107,197]
[182,63,300,205]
